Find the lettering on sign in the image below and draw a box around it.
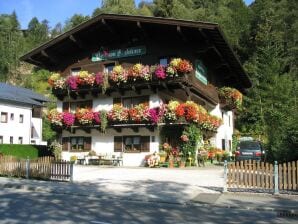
[92,46,146,62]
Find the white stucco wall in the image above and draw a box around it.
[0,103,44,145]
[61,128,159,166]
[210,104,233,151]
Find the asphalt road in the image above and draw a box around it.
[0,188,296,224]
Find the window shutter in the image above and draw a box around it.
[84,137,92,151]
[141,136,150,152]
[114,136,123,152]
[62,102,70,112]
[62,137,69,151]
[113,98,121,106]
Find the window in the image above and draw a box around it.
[19,114,24,123]
[62,100,92,113]
[10,136,13,144]
[114,136,150,153]
[229,140,231,151]
[195,59,208,85]
[1,112,8,123]
[114,96,149,108]
[18,137,23,144]
[159,58,168,66]
[10,113,14,121]
[104,63,115,73]
[71,67,81,76]
[31,126,34,138]
[124,136,141,152]
[0,136,3,144]
[62,137,91,152]
[32,107,42,118]
[222,139,226,151]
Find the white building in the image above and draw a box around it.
[0,83,48,145]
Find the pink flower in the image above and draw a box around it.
[62,112,75,126]
[93,112,101,124]
[95,72,104,85]
[154,65,166,79]
[66,76,78,90]
[149,108,159,124]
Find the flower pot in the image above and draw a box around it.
[168,159,174,168]
[179,161,185,168]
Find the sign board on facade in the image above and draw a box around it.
[195,60,208,85]
[92,46,146,62]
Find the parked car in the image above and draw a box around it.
[235,140,265,161]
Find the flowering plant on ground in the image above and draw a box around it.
[76,108,94,125]
[48,109,63,126]
[162,143,172,154]
[107,105,129,122]
[180,134,189,142]
[62,112,75,126]
[109,65,128,85]
[218,87,243,110]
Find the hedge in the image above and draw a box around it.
[0,144,52,159]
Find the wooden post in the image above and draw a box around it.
[292,161,296,190]
[25,157,30,179]
[274,161,279,195]
[283,162,287,190]
[223,160,228,192]
[279,164,282,190]
[239,160,243,187]
[252,161,256,187]
[265,162,269,189]
[70,162,74,183]
[288,162,292,190]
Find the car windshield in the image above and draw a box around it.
[238,141,261,150]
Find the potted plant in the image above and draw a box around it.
[158,150,167,163]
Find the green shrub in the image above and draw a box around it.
[0,144,38,159]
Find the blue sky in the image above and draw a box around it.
[0,0,255,29]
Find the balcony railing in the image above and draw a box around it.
[48,101,222,134]
[48,58,193,100]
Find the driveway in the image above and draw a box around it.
[73,165,224,203]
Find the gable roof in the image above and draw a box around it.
[20,13,252,90]
[0,83,49,106]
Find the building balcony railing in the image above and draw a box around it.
[48,58,194,100]
[48,101,222,134]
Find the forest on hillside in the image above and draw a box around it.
[0,0,297,162]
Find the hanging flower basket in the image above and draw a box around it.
[218,87,243,110]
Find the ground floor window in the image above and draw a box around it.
[62,136,91,152]
[0,136,3,144]
[114,136,150,153]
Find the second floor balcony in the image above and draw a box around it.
[48,100,222,134]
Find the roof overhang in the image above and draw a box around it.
[20,13,252,91]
